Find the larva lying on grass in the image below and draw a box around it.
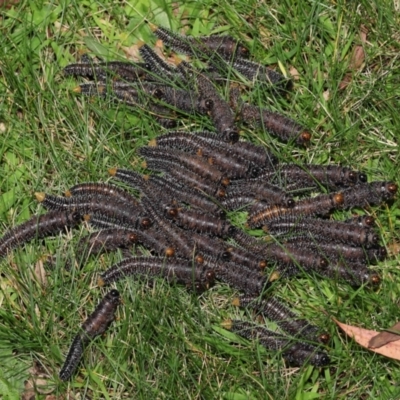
[0,211,82,258]
[59,289,120,381]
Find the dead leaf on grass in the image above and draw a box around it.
[368,322,400,349]
[339,25,368,90]
[333,318,400,361]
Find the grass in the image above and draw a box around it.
[0,0,400,398]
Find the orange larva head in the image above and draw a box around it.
[165,247,175,257]
[128,233,139,243]
[370,274,381,286]
[298,131,311,145]
[140,217,152,229]
[319,333,331,344]
[387,182,398,196]
[333,192,344,206]
[195,254,205,264]
[205,270,216,283]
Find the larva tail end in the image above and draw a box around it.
[108,168,117,176]
[148,138,157,147]
[97,277,106,287]
[137,40,146,49]
[221,319,233,330]
[231,297,241,307]
[269,271,281,282]
[35,192,46,202]
[64,190,72,198]
[165,247,175,257]
[141,161,148,169]
[172,54,183,66]
[72,86,82,94]
[370,274,381,286]
[83,214,91,222]
[147,22,158,32]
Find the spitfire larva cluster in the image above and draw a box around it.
[0,25,397,380]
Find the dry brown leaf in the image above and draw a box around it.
[339,25,368,90]
[368,322,400,349]
[333,318,400,361]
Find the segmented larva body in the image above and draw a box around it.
[293,192,344,216]
[59,335,85,382]
[230,228,270,255]
[227,181,294,208]
[64,61,150,81]
[285,237,387,265]
[235,296,327,344]
[212,262,268,295]
[152,24,249,60]
[77,228,140,256]
[222,246,268,270]
[266,216,380,248]
[259,164,366,192]
[59,289,120,381]
[138,43,182,82]
[341,181,398,209]
[99,256,215,293]
[223,320,330,367]
[247,205,291,229]
[147,84,213,115]
[146,175,222,215]
[139,147,230,185]
[343,215,375,228]
[231,95,310,146]
[261,242,329,273]
[151,132,261,179]
[141,157,227,198]
[230,58,289,87]
[166,207,234,238]
[140,197,196,258]
[248,192,343,227]
[316,261,381,287]
[66,182,140,206]
[35,193,149,230]
[0,211,82,257]
[220,195,260,211]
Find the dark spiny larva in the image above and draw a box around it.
[66,182,140,206]
[138,43,182,83]
[341,181,398,209]
[76,228,140,256]
[261,164,367,192]
[231,90,310,146]
[230,58,289,87]
[146,174,222,215]
[59,289,120,381]
[152,24,249,60]
[151,132,261,179]
[0,211,82,257]
[35,192,149,230]
[64,60,151,81]
[234,296,328,344]
[266,216,380,248]
[139,147,230,185]
[212,262,269,295]
[99,257,215,293]
[59,335,85,381]
[248,192,343,228]
[223,320,330,367]
[227,181,294,208]
[166,207,234,238]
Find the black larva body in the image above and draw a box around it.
[0,211,82,257]
[59,289,120,381]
